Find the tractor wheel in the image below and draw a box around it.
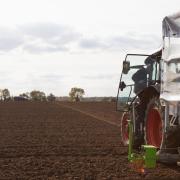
[144,97,163,148]
[121,112,129,146]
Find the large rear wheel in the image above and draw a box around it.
[145,98,163,148]
[121,112,129,146]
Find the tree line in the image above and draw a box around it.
[0,87,85,102]
[0,89,56,102]
[0,88,116,102]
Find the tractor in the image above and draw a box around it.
[117,12,180,164]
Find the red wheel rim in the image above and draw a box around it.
[121,113,129,145]
[146,108,163,148]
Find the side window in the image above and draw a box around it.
[151,62,159,81]
[156,62,160,81]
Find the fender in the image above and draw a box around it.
[137,85,160,106]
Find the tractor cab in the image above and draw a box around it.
[117,53,161,112]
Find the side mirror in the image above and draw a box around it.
[122,61,130,74]
[119,81,126,91]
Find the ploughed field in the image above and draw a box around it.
[0,102,180,179]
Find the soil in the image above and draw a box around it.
[0,101,179,179]
[58,102,120,125]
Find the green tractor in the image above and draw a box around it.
[117,12,180,165]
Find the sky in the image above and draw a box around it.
[0,0,180,97]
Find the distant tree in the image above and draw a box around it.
[30,90,46,101]
[47,93,56,102]
[69,87,85,102]
[2,89,10,101]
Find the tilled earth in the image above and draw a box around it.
[59,102,120,125]
[0,102,179,179]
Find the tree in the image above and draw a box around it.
[69,87,85,102]
[30,90,46,101]
[47,93,56,102]
[2,89,10,101]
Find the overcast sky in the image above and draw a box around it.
[0,0,179,96]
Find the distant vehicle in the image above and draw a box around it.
[13,96,29,101]
[117,12,180,164]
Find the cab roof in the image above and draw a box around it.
[163,12,180,37]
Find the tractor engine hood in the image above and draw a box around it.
[161,12,180,101]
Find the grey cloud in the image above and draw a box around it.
[78,33,161,51]
[0,23,161,54]
[23,23,81,42]
[108,34,161,50]
[79,38,108,49]
[0,27,23,52]
[20,22,81,53]
[0,23,81,54]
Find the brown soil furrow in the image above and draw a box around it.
[58,103,120,127]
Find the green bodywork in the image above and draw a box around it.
[128,121,157,168]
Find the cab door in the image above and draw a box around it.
[116,54,149,111]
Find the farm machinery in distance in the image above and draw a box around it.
[117,12,180,166]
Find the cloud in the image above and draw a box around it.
[20,22,81,53]
[79,33,161,52]
[79,38,108,49]
[0,23,81,54]
[108,34,161,50]
[0,23,161,54]
[21,22,80,42]
[20,23,67,39]
[0,27,23,52]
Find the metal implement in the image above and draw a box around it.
[128,121,157,169]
